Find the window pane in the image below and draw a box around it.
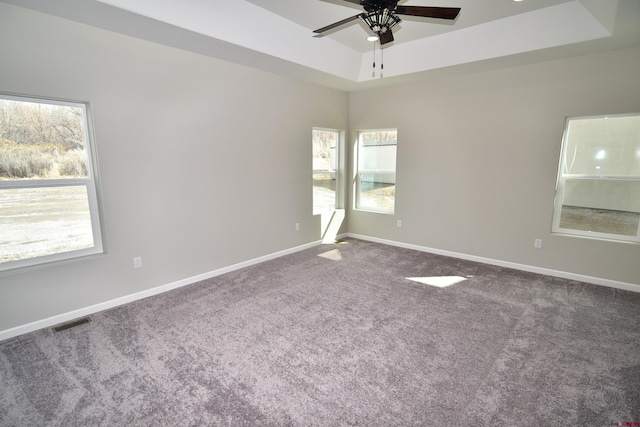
[0,99,88,179]
[313,172,336,213]
[359,172,395,212]
[312,130,336,171]
[559,206,639,236]
[357,130,397,213]
[563,115,640,176]
[563,179,640,213]
[313,129,338,213]
[559,179,640,236]
[0,186,94,263]
[359,131,397,171]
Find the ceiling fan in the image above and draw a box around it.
[314,0,461,45]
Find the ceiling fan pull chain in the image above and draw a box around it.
[372,40,376,77]
[380,46,384,78]
[372,40,376,68]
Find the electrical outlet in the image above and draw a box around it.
[133,256,142,268]
[397,219,402,228]
[295,223,300,231]
[534,239,542,249]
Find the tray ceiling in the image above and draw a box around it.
[3,0,639,90]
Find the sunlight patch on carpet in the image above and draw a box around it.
[406,276,467,288]
[318,249,342,261]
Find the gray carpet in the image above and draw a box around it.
[1,238,639,426]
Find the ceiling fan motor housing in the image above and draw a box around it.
[361,0,400,13]
[362,9,401,36]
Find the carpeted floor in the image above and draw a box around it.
[1,238,639,426]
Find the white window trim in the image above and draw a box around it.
[0,93,105,273]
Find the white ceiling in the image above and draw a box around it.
[4,0,640,91]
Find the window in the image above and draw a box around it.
[552,113,640,242]
[0,94,104,272]
[356,129,397,213]
[313,128,339,214]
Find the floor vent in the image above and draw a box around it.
[52,317,92,333]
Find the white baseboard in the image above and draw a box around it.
[347,233,640,293]
[0,239,325,342]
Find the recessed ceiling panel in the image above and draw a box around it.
[248,0,577,52]
[19,0,633,88]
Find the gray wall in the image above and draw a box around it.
[348,46,640,285]
[0,3,348,332]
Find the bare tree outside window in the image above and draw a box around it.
[313,129,339,214]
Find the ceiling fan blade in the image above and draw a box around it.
[379,30,394,45]
[313,13,364,34]
[341,0,363,4]
[394,6,460,20]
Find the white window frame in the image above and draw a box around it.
[551,113,640,243]
[355,128,397,214]
[312,127,340,215]
[0,93,105,272]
